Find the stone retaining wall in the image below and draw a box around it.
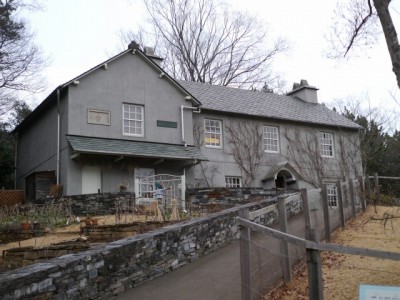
[2,241,90,269]
[186,187,297,206]
[32,188,290,217]
[0,197,288,299]
[34,193,133,216]
[81,220,182,242]
[0,226,41,244]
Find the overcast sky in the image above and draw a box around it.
[23,0,400,119]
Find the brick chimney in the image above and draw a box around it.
[286,79,318,104]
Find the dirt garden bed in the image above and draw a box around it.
[0,211,191,272]
[266,205,400,299]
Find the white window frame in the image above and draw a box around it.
[225,176,242,188]
[123,104,144,137]
[320,132,334,158]
[204,119,222,148]
[263,126,280,153]
[327,183,338,208]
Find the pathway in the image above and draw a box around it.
[116,240,241,300]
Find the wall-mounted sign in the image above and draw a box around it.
[88,109,111,126]
[157,120,177,128]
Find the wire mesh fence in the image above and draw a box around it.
[247,226,306,299]
[237,177,390,300]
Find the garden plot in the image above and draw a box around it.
[0,199,191,272]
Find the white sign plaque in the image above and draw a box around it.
[359,285,400,300]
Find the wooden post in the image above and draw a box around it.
[302,189,324,300]
[301,189,312,230]
[366,174,371,205]
[321,184,331,242]
[336,180,345,229]
[343,177,348,208]
[359,176,366,211]
[239,208,251,300]
[374,173,380,205]
[349,179,356,218]
[306,229,324,300]
[278,196,291,283]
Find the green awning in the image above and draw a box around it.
[67,135,207,161]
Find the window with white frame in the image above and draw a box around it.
[225,176,242,188]
[327,184,338,208]
[263,126,279,153]
[205,119,222,148]
[320,132,334,157]
[123,104,144,136]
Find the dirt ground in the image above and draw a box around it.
[266,205,400,299]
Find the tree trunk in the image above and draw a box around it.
[373,0,400,89]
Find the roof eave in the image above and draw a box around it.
[199,107,362,131]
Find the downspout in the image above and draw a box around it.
[180,105,201,147]
[13,134,18,189]
[56,88,61,185]
[182,159,201,211]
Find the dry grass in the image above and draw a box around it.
[266,205,400,299]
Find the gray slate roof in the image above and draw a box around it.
[178,80,361,130]
[67,135,207,161]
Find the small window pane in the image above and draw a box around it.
[327,184,338,208]
[225,177,242,188]
[263,126,279,153]
[320,132,334,157]
[205,119,222,148]
[123,104,144,136]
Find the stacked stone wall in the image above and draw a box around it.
[0,198,283,299]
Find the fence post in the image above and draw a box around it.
[349,179,356,218]
[366,174,371,205]
[306,229,324,300]
[374,173,380,205]
[343,177,348,208]
[359,176,366,211]
[239,208,251,300]
[336,180,345,229]
[278,196,291,283]
[301,189,324,300]
[321,184,331,242]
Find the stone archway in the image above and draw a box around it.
[262,162,301,190]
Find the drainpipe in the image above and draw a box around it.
[182,159,200,211]
[180,105,201,147]
[13,134,18,189]
[56,88,61,185]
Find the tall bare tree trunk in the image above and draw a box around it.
[373,0,400,89]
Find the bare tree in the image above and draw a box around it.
[0,0,45,119]
[225,120,264,187]
[122,0,287,90]
[327,0,400,90]
[284,128,327,187]
[330,97,396,176]
[337,131,364,179]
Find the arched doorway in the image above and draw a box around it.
[275,169,298,189]
[262,162,301,190]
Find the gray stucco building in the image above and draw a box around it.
[14,45,363,202]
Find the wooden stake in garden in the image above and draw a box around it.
[170,198,180,221]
